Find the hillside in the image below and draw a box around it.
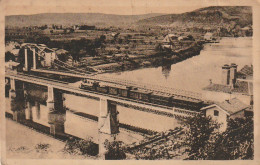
[5,13,163,27]
[138,6,252,28]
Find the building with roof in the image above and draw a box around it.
[203,64,253,105]
[204,32,213,41]
[201,98,252,131]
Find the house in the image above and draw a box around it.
[203,64,253,105]
[5,61,21,73]
[201,98,252,131]
[55,49,68,55]
[204,32,213,41]
[162,34,178,44]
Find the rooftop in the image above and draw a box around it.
[201,98,250,115]
[203,80,253,95]
[215,98,249,115]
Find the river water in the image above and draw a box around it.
[102,37,252,93]
[5,37,252,145]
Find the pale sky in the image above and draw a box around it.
[4,0,222,16]
[4,0,257,16]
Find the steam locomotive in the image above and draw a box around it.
[80,78,203,111]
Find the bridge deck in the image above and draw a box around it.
[31,69,202,102]
[6,71,199,117]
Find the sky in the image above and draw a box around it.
[4,0,214,16]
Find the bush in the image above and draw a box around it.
[64,137,98,156]
[35,143,50,152]
[104,140,126,160]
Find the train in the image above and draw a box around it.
[80,78,203,111]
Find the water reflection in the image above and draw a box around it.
[162,65,172,79]
[6,86,146,145]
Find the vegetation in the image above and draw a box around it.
[5,51,15,62]
[181,114,253,160]
[64,137,98,156]
[104,140,126,160]
[35,143,50,152]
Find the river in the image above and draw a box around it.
[102,37,252,93]
[5,37,252,144]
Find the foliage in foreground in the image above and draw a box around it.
[104,140,126,160]
[63,137,98,156]
[182,114,253,160]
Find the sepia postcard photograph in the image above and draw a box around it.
[1,0,260,164]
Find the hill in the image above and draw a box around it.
[5,13,164,27]
[137,6,252,28]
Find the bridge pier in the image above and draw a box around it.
[23,48,28,71]
[9,78,25,100]
[35,101,41,119]
[33,48,37,70]
[46,86,64,111]
[25,101,33,120]
[98,97,119,159]
[10,97,26,122]
[46,85,66,136]
[48,111,66,137]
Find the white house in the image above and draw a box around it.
[201,98,251,131]
[162,34,178,44]
[204,32,213,41]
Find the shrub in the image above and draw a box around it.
[104,140,126,160]
[64,137,98,156]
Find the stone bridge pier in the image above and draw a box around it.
[46,85,66,137]
[98,97,119,159]
[9,78,26,100]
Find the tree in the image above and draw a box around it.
[35,36,51,45]
[211,117,254,160]
[5,51,15,62]
[155,43,163,53]
[182,114,220,160]
[181,114,254,160]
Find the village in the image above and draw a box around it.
[5,22,242,73]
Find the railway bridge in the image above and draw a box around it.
[6,43,203,157]
[5,70,199,157]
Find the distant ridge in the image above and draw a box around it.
[137,6,252,28]
[5,13,164,27]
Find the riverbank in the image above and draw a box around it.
[91,42,204,73]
